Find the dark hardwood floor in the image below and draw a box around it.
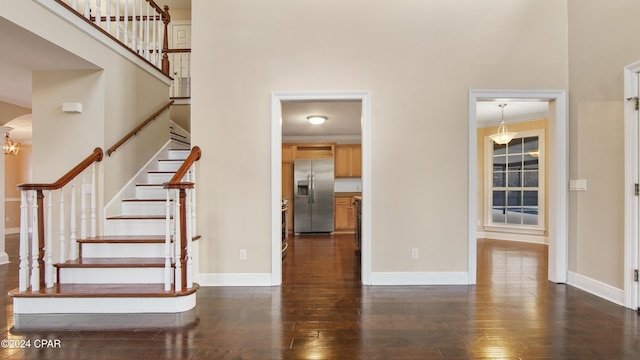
[2,234,640,359]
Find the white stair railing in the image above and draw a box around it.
[17,148,104,291]
[163,146,200,292]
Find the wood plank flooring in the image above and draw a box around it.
[2,234,640,359]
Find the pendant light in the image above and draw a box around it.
[3,132,20,156]
[489,103,516,145]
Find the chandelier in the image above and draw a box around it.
[4,132,20,156]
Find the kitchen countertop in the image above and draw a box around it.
[334,192,362,198]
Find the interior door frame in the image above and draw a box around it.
[623,61,640,309]
[468,89,568,284]
[270,91,372,286]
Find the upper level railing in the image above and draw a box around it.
[167,48,191,98]
[55,0,170,76]
[17,148,104,292]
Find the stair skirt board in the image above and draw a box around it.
[81,243,166,258]
[12,309,199,331]
[57,267,165,284]
[12,293,196,314]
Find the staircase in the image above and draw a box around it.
[10,145,200,315]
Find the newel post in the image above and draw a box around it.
[161,5,171,76]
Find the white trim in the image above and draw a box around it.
[198,273,272,286]
[12,293,196,314]
[0,252,8,265]
[5,228,20,235]
[567,271,624,306]
[371,272,469,286]
[469,90,568,285]
[271,91,372,286]
[478,231,547,245]
[624,60,640,310]
[33,0,171,86]
[482,225,545,236]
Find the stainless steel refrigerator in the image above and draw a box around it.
[294,159,334,233]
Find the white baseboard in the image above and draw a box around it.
[0,252,8,265]
[567,271,624,306]
[371,272,469,285]
[478,231,547,245]
[198,273,272,286]
[5,228,19,235]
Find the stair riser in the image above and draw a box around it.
[135,186,169,200]
[12,294,196,314]
[58,267,165,284]
[156,161,183,172]
[105,219,168,236]
[147,173,176,183]
[122,202,170,216]
[81,243,167,258]
[167,150,190,160]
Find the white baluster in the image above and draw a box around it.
[19,191,29,292]
[186,186,193,288]
[105,0,111,33]
[131,0,136,51]
[165,189,172,291]
[138,0,143,54]
[190,166,197,244]
[95,0,101,26]
[124,0,129,47]
[31,191,40,291]
[46,191,54,288]
[83,0,90,18]
[151,7,157,65]
[174,188,181,291]
[81,172,87,239]
[70,182,77,260]
[91,163,97,237]
[145,2,150,60]
[72,0,78,11]
[59,187,66,263]
[115,0,120,40]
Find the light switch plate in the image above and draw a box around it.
[569,179,587,191]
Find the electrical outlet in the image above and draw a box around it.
[411,248,418,259]
[240,249,247,260]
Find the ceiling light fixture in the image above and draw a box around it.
[307,115,327,125]
[489,103,516,145]
[4,132,21,156]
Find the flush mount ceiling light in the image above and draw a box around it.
[489,103,517,145]
[4,131,20,156]
[307,115,327,125]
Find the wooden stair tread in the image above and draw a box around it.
[122,198,172,202]
[55,257,166,268]
[148,170,177,174]
[135,183,164,187]
[9,283,199,298]
[78,236,166,244]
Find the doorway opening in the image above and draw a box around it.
[271,91,372,286]
[468,90,568,285]
[475,100,550,284]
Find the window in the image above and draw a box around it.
[485,130,544,233]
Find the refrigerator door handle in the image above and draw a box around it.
[308,174,312,204]
[311,173,315,203]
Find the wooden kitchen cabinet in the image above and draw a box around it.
[335,144,362,178]
[334,196,356,233]
[282,162,294,234]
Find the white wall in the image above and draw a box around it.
[191,0,569,276]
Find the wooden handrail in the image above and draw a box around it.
[107,100,174,156]
[166,48,192,54]
[164,146,202,189]
[18,148,104,191]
